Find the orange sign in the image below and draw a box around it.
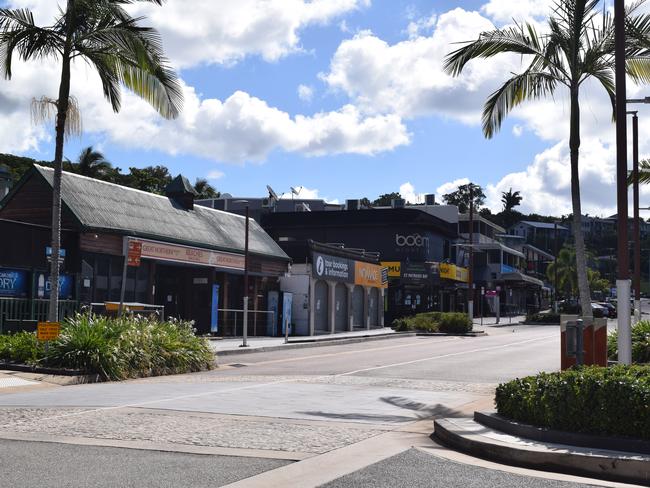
[138,239,245,270]
[37,322,60,341]
[127,240,142,267]
[354,261,387,288]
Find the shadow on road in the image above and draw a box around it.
[380,396,466,419]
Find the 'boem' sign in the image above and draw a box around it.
[0,269,29,297]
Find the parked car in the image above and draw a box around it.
[590,302,608,318]
[598,302,617,318]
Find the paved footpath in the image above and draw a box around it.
[0,325,643,487]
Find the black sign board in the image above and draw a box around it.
[312,252,353,283]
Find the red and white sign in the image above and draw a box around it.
[127,240,142,267]
[133,238,245,271]
[485,290,498,297]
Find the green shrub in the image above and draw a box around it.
[0,332,43,364]
[608,320,650,363]
[525,313,560,324]
[391,314,439,332]
[495,366,650,439]
[438,313,473,333]
[42,314,214,380]
[391,318,412,331]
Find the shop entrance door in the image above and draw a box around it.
[156,265,185,320]
[314,280,329,333]
[334,283,348,332]
[352,286,364,328]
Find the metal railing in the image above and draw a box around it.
[218,309,277,337]
[0,298,79,333]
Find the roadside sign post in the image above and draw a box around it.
[37,321,60,353]
[119,239,142,317]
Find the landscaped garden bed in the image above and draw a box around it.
[608,320,650,364]
[392,312,473,334]
[523,312,561,325]
[495,366,650,440]
[0,314,215,381]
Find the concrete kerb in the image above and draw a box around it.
[433,417,650,486]
[215,331,484,357]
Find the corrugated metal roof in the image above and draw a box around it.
[518,220,569,230]
[35,165,289,261]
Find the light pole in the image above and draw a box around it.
[554,221,559,313]
[615,0,631,365]
[235,200,250,347]
[468,184,474,320]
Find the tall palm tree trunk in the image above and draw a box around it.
[47,1,73,322]
[569,86,592,319]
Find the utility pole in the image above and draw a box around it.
[554,222,559,313]
[615,0,631,364]
[468,184,474,320]
[632,112,641,322]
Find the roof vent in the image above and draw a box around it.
[165,175,198,210]
[391,198,405,208]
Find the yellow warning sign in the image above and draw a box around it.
[37,322,60,341]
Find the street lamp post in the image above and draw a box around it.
[615,0,632,365]
[629,111,641,322]
[554,221,559,313]
[468,184,474,320]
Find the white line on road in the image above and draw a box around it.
[337,334,557,376]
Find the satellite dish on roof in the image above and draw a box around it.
[221,193,232,199]
[290,186,301,196]
[267,185,279,201]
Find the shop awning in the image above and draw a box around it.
[500,272,544,287]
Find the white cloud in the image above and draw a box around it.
[132,0,371,68]
[0,57,409,164]
[436,178,471,198]
[399,182,425,204]
[406,14,437,39]
[322,9,520,123]
[8,0,371,69]
[480,0,553,24]
[207,170,225,180]
[298,84,314,102]
[512,124,523,137]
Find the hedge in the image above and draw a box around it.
[0,314,215,380]
[608,320,650,364]
[392,312,472,333]
[525,312,560,324]
[495,366,650,440]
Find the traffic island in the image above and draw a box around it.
[433,414,650,486]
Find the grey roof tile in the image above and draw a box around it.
[35,165,288,261]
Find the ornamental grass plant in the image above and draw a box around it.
[608,320,650,364]
[0,314,214,381]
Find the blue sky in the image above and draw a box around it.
[1,0,644,215]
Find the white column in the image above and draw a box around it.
[617,279,632,365]
[308,278,315,336]
[365,286,371,330]
[379,287,385,327]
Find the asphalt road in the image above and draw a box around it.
[0,439,290,488]
[321,448,600,488]
[0,324,572,487]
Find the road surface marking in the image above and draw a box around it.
[337,334,557,376]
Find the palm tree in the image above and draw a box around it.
[501,188,522,212]
[444,0,650,319]
[72,146,112,178]
[0,1,183,321]
[194,178,220,199]
[547,247,578,298]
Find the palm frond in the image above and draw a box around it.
[628,160,650,186]
[31,96,82,137]
[444,25,549,76]
[482,71,558,138]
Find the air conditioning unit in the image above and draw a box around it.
[346,199,359,211]
[425,194,435,205]
[391,198,405,208]
[262,197,271,208]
